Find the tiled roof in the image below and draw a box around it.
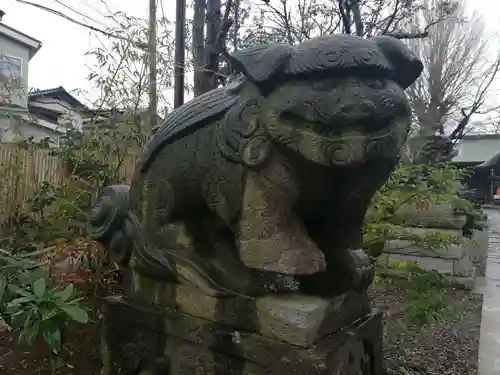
[29,86,89,111]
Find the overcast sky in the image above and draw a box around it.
[2,0,500,102]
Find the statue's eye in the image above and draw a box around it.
[366,79,386,90]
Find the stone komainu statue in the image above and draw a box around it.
[88,34,423,297]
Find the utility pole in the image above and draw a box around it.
[174,0,186,108]
[148,0,157,128]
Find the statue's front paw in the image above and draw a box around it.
[348,249,375,292]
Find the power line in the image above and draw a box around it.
[70,0,123,28]
[14,0,193,75]
[14,0,149,51]
[51,0,110,29]
[78,0,114,21]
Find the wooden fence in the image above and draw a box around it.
[0,143,136,226]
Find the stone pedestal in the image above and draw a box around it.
[101,279,383,375]
[381,226,488,289]
[395,202,467,229]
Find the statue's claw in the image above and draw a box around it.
[348,249,375,292]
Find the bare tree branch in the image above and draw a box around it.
[251,0,453,45]
[450,55,500,140]
[404,0,500,158]
[385,12,452,39]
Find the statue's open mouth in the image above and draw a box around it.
[280,111,393,136]
[268,113,409,167]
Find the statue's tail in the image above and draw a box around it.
[87,184,175,279]
[88,183,234,294]
[88,185,133,266]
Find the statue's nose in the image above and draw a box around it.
[338,101,376,118]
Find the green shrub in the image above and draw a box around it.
[0,248,88,354]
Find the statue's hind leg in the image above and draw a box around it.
[142,205,253,296]
[190,213,256,295]
[88,180,244,296]
[144,177,255,296]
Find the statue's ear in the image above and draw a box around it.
[228,43,294,84]
[369,35,423,89]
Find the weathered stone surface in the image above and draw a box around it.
[88,34,423,375]
[88,34,422,297]
[125,274,370,347]
[394,202,467,229]
[101,296,383,375]
[382,226,485,282]
[384,228,464,259]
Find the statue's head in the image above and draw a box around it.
[229,35,423,167]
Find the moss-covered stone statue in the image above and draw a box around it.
[89,34,422,375]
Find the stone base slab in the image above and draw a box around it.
[101,295,383,375]
[126,273,371,347]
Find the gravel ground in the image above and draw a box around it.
[369,277,482,375]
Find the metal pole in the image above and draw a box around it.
[174,0,186,108]
[148,0,157,128]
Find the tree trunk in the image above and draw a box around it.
[192,0,206,97]
[232,0,241,51]
[201,0,221,94]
